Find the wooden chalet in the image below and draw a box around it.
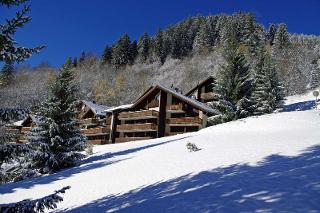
[185,76,216,104]
[8,115,39,143]
[76,100,111,145]
[107,84,216,143]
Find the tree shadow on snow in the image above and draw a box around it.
[63,145,320,213]
[0,136,191,194]
[282,100,317,112]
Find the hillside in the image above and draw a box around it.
[1,13,320,110]
[0,91,319,212]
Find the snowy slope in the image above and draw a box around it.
[1,92,320,212]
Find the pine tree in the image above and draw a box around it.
[209,44,254,123]
[129,40,138,64]
[0,60,14,86]
[64,57,72,68]
[101,45,112,64]
[154,28,166,64]
[26,63,87,174]
[111,33,131,67]
[193,21,214,54]
[267,24,278,46]
[274,23,290,50]
[251,49,284,114]
[309,59,320,89]
[79,51,86,65]
[138,32,151,62]
[0,1,45,62]
[73,57,78,67]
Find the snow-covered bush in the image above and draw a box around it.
[186,142,201,152]
[0,186,70,213]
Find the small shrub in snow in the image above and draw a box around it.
[186,142,201,152]
[85,143,93,155]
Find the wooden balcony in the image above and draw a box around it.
[82,127,110,135]
[118,110,159,121]
[105,116,112,125]
[166,117,202,126]
[200,92,215,101]
[166,104,184,113]
[117,123,158,132]
[21,127,32,133]
[115,136,153,143]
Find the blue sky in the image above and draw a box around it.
[1,0,320,68]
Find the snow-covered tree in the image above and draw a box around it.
[252,49,284,114]
[138,32,151,62]
[0,60,14,86]
[111,33,132,67]
[209,44,254,123]
[274,23,290,50]
[101,45,112,64]
[0,0,44,63]
[309,59,320,89]
[26,63,87,174]
[153,28,166,64]
[0,186,70,213]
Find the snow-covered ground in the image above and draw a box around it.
[1,92,320,212]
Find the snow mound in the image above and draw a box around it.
[1,91,320,212]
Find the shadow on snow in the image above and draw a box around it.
[63,145,320,213]
[0,136,191,194]
[282,100,317,112]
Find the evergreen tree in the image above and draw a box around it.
[274,23,290,49]
[111,33,131,67]
[79,51,86,65]
[267,24,278,45]
[26,64,87,174]
[209,44,254,123]
[101,45,112,64]
[154,28,166,64]
[64,57,72,68]
[138,32,151,62]
[129,40,138,64]
[0,0,45,62]
[309,59,320,89]
[251,49,284,114]
[73,57,78,67]
[193,21,214,53]
[0,60,14,86]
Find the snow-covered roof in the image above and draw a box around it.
[82,100,110,117]
[104,104,133,113]
[132,84,217,115]
[12,119,24,127]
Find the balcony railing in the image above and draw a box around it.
[166,117,202,126]
[82,127,110,135]
[200,92,215,101]
[118,110,158,120]
[117,123,158,132]
[166,104,184,113]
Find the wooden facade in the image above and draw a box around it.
[107,84,216,143]
[9,77,217,145]
[185,76,216,104]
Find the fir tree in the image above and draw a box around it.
[193,21,214,54]
[101,45,112,64]
[267,24,278,45]
[73,57,78,67]
[111,33,131,67]
[138,32,151,62]
[0,60,14,86]
[274,23,290,49]
[64,57,72,68]
[79,51,86,65]
[26,63,87,174]
[209,44,254,123]
[0,0,45,62]
[251,49,284,114]
[154,28,166,64]
[309,59,320,89]
[129,40,138,64]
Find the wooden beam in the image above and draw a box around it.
[157,90,167,138]
[109,112,118,144]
